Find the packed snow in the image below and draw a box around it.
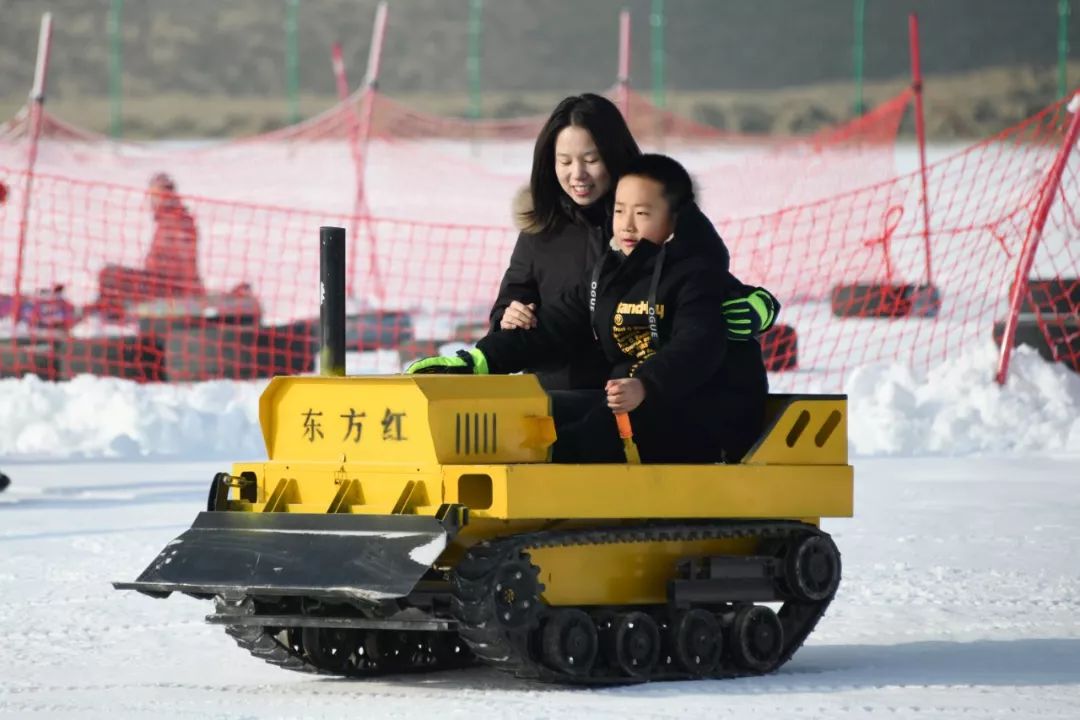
[1,455,1077,718]
[0,343,1077,462]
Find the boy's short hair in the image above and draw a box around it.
[620,154,696,214]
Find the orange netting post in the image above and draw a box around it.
[908,12,934,287]
[351,0,389,303]
[615,9,631,122]
[11,13,52,328]
[331,41,365,298]
[995,93,1080,385]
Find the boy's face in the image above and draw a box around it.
[613,175,675,255]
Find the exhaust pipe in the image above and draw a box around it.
[320,226,346,377]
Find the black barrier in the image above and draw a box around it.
[0,334,164,381]
[0,315,419,383]
[830,283,941,319]
[0,336,63,380]
[992,314,1080,373]
[155,325,317,381]
[761,324,798,372]
[276,311,414,354]
[157,326,261,381]
[1018,278,1079,315]
[256,326,316,377]
[132,293,263,336]
[63,336,165,381]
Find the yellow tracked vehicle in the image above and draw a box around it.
[115,228,854,684]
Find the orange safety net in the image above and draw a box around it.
[736,96,1080,389]
[1,95,1075,388]
[0,86,911,225]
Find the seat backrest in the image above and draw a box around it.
[740,394,848,466]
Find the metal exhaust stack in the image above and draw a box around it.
[320,226,346,377]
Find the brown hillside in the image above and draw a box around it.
[0,0,1076,138]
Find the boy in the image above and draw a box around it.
[409,154,768,464]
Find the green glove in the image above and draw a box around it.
[722,287,780,339]
[406,348,489,375]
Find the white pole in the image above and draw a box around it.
[12,13,54,325]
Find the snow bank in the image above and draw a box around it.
[0,374,265,460]
[1,344,1077,460]
[847,342,1080,456]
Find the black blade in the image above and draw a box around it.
[113,512,449,601]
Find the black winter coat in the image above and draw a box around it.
[489,194,611,391]
[478,203,768,463]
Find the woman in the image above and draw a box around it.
[489,94,776,392]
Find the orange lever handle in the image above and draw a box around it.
[615,412,633,440]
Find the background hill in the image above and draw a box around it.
[0,0,1076,138]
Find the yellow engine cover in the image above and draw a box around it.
[258,374,555,465]
[226,375,852,528]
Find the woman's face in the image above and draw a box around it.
[554,125,611,206]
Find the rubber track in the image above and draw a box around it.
[449,519,839,684]
[214,597,473,678]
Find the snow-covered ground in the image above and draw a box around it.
[1,455,1077,719]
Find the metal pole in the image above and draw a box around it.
[853,0,866,115]
[468,0,482,120]
[908,13,934,288]
[995,95,1080,385]
[650,0,665,110]
[616,8,631,121]
[320,226,347,377]
[286,0,300,125]
[1060,0,1071,100]
[12,13,53,329]
[108,0,123,138]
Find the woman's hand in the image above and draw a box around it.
[606,378,646,413]
[500,300,538,330]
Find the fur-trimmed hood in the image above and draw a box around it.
[511,186,613,235]
[511,186,542,233]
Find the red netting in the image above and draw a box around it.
[994,111,1080,379]
[1,95,1076,388]
[0,87,910,226]
[736,96,1080,389]
[0,166,512,381]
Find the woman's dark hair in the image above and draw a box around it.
[527,93,641,233]
[621,153,696,214]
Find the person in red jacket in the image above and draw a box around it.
[95,172,204,313]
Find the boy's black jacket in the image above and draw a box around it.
[478,202,768,455]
